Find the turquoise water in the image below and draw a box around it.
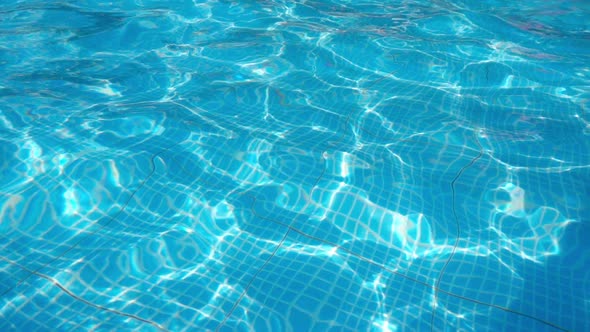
[0,0,589,331]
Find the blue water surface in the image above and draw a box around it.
[0,0,589,331]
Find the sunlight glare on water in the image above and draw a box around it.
[0,0,588,331]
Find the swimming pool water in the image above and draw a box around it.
[0,0,589,331]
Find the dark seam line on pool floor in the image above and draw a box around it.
[240,194,570,332]
[430,133,484,332]
[343,92,568,331]
[168,97,568,331]
[0,141,181,330]
[214,228,291,332]
[1,83,568,331]
[205,108,339,330]
[168,95,569,330]
[343,115,567,331]
[0,102,196,296]
[4,259,166,331]
[193,136,566,329]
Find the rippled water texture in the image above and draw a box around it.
[0,1,589,331]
